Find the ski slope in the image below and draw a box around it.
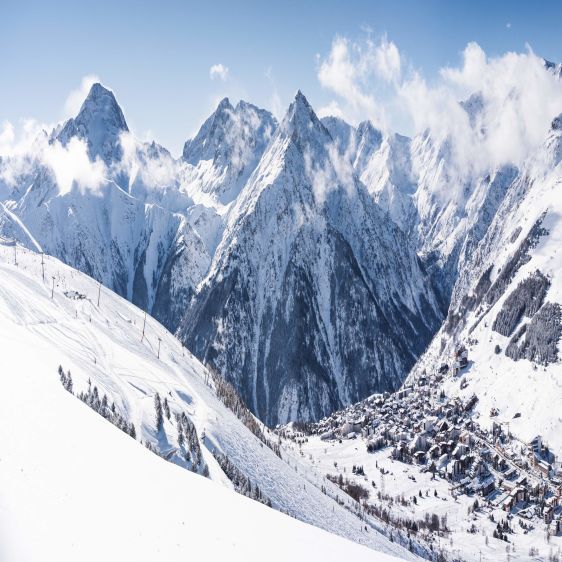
[0,243,415,561]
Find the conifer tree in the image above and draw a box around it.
[154,393,164,432]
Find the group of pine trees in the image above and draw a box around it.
[57,368,212,478]
[208,366,281,458]
[153,391,209,476]
[175,409,208,475]
[154,392,166,432]
[58,365,137,439]
[58,365,73,393]
[493,519,512,542]
[326,473,369,502]
[213,451,272,507]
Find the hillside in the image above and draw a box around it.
[0,241,417,561]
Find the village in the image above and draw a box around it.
[276,344,562,561]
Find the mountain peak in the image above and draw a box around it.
[280,90,328,145]
[292,90,313,115]
[216,97,233,112]
[544,58,562,78]
[551,113,562,131]
[56,82,128,163]
[85,82,113,101]
[78,83,128,132]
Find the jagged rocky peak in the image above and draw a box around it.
[180,89,443,426]
[57,82,129,163]
[544,58,562,78]
[145,139,172,160]
[277,91,333,155]
[460,92,485,128]
[540,112,562,169]
[284,91,322,129]
[180,95,277,205]
[182,96,277,165]
[550,113,562,131]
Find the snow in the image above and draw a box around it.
[2,75,562,562]
[411,118,562,458]
[0,243,414,561]
[285,433,562,561]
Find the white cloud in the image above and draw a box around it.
[0,117,107,195]
[317,100,345,120]
[506,22,512,29]
[116,131,178,191]
[0,119,51,187]
[317,35,401,127]
[209,63,229,82]
[64,74,101,118]
[317,36,562,180]
[0,121,15,152]
[374,35,401,83]
[43,138,106,195]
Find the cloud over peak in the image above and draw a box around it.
[317,36,562,177]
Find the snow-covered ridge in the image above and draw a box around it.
[0,82,448,426]
[180,91,443,424]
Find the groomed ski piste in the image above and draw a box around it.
[0,240,417,562]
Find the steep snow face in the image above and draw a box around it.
[405,129,519,306]
[317,110,509,311]
[409,117,562,454]
[181,98,277,207]
[57,83,129,164]
[0,244,415,562]
[179,92,443,425]
[321,115,358,159]
[359,133,417,236]
[354,120,384,174]
[6,175,209,331]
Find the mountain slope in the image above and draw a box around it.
[0,241,418,561]
[180,92,443,425]
[408,113,562,454]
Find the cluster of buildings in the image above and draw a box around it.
[310,345,562,537]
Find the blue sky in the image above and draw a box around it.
[3,0,562,155]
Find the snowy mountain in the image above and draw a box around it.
[0,83,210,333]
[359,132,418,235]
[409,111,562,454]
[0,242,416,562]
[57,82,129,164]
[179,92,443,425]
[3,71,562,436]
[181,97,277,206]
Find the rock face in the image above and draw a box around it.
[181,98,277,206]
[57,83,129,164]
[178,92,443,425]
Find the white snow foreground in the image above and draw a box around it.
[0,245,411,562]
